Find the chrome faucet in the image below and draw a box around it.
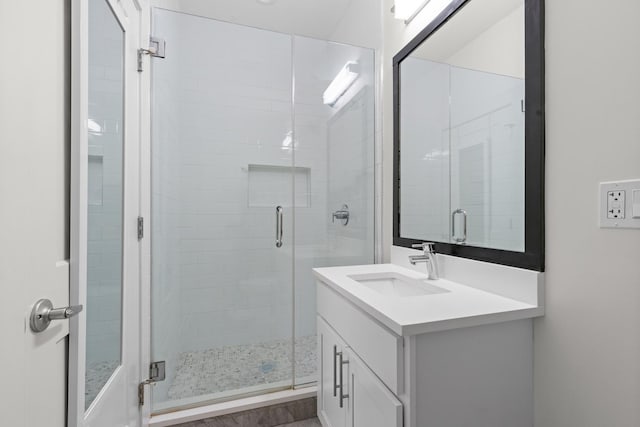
[409,242,439,280]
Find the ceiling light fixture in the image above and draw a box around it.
[394,0,452,24]
[394,0,429,21]
[323,61,359,107]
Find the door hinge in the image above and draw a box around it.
[137,216,144,240]
[138,361,166,406]
[137,36,166,72]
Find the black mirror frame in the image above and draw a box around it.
[392,0,545,271]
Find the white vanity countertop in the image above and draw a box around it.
[313,263,544,336]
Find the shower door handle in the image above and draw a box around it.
[452,208,468,244]
[275,206,283,248]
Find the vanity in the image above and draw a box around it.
[314,0,545,424]
[314,248,543,427]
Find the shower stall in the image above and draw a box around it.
[148,9,376,413]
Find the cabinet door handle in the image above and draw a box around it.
[275,206,283,248]
[339,351,349,408]
[333,345,339,397]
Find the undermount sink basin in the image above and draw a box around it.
[348,272,449,298]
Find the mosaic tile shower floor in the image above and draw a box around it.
[168,335,317,400]
[86,360,119,407]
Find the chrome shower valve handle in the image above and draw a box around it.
[332,204,350,226]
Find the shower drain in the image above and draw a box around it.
[260,361,276,374]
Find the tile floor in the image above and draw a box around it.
[274,419,322,427]
[173,397,318,427]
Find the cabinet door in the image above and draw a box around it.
[347,349,403,427]
[318,317,348,427]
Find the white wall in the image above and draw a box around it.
[328,0,382,49]
[445,5,524,79]
[535,0,640,425]
[151,0,343,40]
[384,0,640,425]
[150,0,380,48]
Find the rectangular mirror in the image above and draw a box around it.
[393,0,544,270]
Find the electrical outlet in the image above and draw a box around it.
[607,190,625,219]
[600,180,640,229]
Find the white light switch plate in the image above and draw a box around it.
[600,180,640,229]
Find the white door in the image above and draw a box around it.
[0,0,70,425]
[68,0,143,425]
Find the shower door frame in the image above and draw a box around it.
[138,2,153,422]
[137,8,383,423]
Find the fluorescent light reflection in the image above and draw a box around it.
[88,118,103,134]
[281,131,297,151]
[422,149,449,161]
[323,61,359,107]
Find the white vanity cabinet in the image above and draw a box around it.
[317,317,403,427]
[315,262,541,427]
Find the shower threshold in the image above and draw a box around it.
[149,386,317,427]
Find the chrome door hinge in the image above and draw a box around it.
[138,361,166,406]
[137,216,144,240]
[137,36,166,72]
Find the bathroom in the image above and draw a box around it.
[1,0,640,426]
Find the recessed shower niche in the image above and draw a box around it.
[247,164,311,208]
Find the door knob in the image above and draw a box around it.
[30,299,83,333]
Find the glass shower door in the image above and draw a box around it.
[292,36,375,385]
[150,9,294,411]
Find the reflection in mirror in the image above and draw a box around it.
[85,0,125,410]
[399,0,525,252]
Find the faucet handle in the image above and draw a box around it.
[411,242,436,252]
